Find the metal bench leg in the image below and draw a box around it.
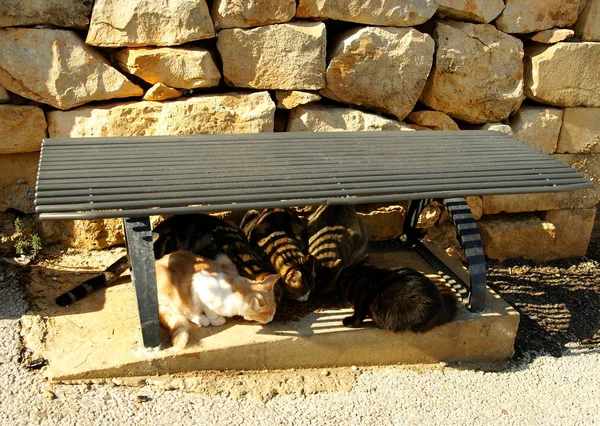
[403,198,487,312]
[123,217,161,348]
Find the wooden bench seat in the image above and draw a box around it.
[35,130,593,347]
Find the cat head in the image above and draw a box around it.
[241,274,278,324]
[283,254,316,302]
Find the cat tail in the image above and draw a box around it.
[55,255,130,306]
[160,310,190,349]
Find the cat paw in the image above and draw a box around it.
[210,316,226,326]
[342,316,360,328]
[191,315,211,327]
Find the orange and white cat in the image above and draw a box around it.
[155,250,278,349]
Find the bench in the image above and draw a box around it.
[34,130,593,348]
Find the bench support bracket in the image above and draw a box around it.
[404,198,487,312]
[123,216,161,348]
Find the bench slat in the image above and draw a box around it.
[35,131,593,220]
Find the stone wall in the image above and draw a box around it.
[1,0,599,261]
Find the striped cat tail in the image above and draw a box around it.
[55,255,130,306]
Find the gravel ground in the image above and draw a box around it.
[1,262,599,425]
[1,209,599,425]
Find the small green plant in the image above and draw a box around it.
[14,217,42,259]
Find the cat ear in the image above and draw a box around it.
[259,274,278,292]
[251,296,265,311]
[286,269,303,288]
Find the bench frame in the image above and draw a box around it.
[34,131,593,348]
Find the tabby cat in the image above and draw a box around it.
[240,208,315,301]
[306,205,369,293]
[55,214,278,306]
[155,250,278,348]
[337,263,457,332]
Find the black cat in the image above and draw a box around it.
[337,262,457,332]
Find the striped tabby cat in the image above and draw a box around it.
[240,208,316,301]
[55,214,278,306]
[306,205,369,293]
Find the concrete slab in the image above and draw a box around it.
[22,247,519,381]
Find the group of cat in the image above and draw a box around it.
[55,206,456,349]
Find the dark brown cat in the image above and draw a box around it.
[241,208,316,301]
[307,205,369,293]
[336,263,457,332]
[55,214,278,306]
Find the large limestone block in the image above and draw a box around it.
[0,153,39,213]
[47,92,276,137]
[115,47,221,89]
[296,0,437,26]
[0,0,92,29]
[574,0,600,41]
[217,22,326,90]
[494,0,580,34]
[478,213,557,261]
[524,42,600,107]
[275,91,321,109]
[287,104,415,132]
[0,106,47,154]
[482,154,600,214]
[323,27,434,121]
[212,0,296,29]
[405,110,459,130]
[557,108,600,153]
[86,0,214,47]
[509,106,563,154]
[420,21,524,124]
[541,209,597,259]
[435,0,504,23]
[0,28,143,110]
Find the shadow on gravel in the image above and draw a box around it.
[487,257,600,363]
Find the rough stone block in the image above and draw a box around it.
[405,110,459,130]
[323,26,434,121]
[287,104,415,132]
[557,108,600,154]
[0,152,39,213]
[524,42,600,107]
[0,0,93,29]
[420,21,524,124]
[115,47,221,89]
[541,209,597,259]
[574,0,600,41]
[47,92,276,137]
[217,22,326,90]
[212,0,295,29]
[0,105,47,154]
[478,213,556,261]
[275,91,321,110]
[0,28,143,110]
[296,0,437,27]
[524,29,575,44]
[356,205,407,240]
[86,0,214,47]
[509,106,563,154]
[435,0,504,23]
[142,84,182,102]
[495,0,580,34]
